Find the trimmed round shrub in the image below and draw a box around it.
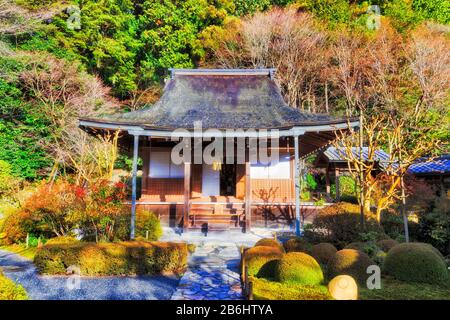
[283,237,312,253]
[275,252,324,285]
[377,239,398,252]
[45,236,79,245]
[311,243,337,266]
[244,246,283,278]
[255,238,285,253]
[384,243,448,284]
[345,241,380,258]
[328,249,374,285]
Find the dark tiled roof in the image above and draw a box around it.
[80,69,352,130]
[408,155,450,175]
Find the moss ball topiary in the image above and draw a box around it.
[275,252,324,285]
[377,239,398,252]
[254,238,285,253]
[311,243,338,266]
[384,242,448,284]
[244,246,283,278]
[328,249,374,285]
[283,237,312,253]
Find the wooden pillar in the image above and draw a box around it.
[130,134,139,240]
[325,165,331,197]
[335,167,341,201]
[183,161,191,230]
[294,135,301,237]
[245,140,251,232]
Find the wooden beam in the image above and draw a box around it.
[294,135,301,237]
[130,134,139,240]
[245,148,251,232]
[183,161,191,230]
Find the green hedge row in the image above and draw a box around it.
[0,270,28,300]
[34,241,188,276]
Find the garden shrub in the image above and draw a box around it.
[44,236,79,245]
[310,243,337,266]
[0,270,28,300]
[383,242,448,284]
[34,241,188,276]
[254,238,285,253]
[328,249,374,285]
[136,210,162,241]
[275,252,324,285]
[309,202,384,247]
[345,241,380,258]
[283,237,312,253]
[243,246,283,278]
[377,239,399,252]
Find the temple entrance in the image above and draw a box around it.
[220,164,236,196]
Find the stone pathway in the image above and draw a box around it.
[171,242,243,300]
[0,250,179,300]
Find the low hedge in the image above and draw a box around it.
[384,242,448,284]
[275,252,324,285]
[311,243,337,266]
[243,246,283,278]
[254,238,285,253]
[45,236,79,245]
[328,249,374,285]
[250,276,331,300]
[34,241,188,276]
[0,270,28,300]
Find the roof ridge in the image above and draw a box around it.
[169,68,276,78]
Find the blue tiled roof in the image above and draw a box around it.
[408,155,450,175]
[324,147,390,163]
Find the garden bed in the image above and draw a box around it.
[359,275,450,300]
[34,241,188,276]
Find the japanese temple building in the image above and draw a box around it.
[79,68,358,237]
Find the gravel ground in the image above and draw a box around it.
[0,250,179,300]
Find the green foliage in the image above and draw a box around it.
[233,0,272,16]
[0,56,52,179]
[306,202,385,247]
[250,276,331,300]
[328,249,374,285]
[305,0,351,26]
[34,241,188,275]
[412,0,450,24]
[283,237,312,253]
[310,243,337,266]
[418,195,450,255]
[136,210,163,241]
[254,238,285,252]
[331,175,357,201]
[275,252,324,285]
[243,245,283,278]
[377,239,399,252]
[345,241,380,258]
[0,270,28,300]
[384,0,422,32]
[384,242,448,284]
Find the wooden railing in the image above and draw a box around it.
[240,246,254,300]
